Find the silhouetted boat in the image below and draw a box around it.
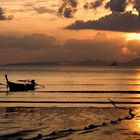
[110,62,118,66]
[5,75,36,92]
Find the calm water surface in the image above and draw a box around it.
[0,66,140,107]
[0,66,140,139]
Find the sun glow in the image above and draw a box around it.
[126,33,140,41]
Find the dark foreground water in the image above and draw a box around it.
[0,66,140,139]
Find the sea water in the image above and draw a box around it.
[0,66,140,139]
[0,65,140,107]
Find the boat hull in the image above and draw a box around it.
[7,81,35,92]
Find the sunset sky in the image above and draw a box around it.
[0,0,140,64]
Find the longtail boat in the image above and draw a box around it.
[5,75,36,92]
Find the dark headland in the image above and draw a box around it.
[2,58,140,67]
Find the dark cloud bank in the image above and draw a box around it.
[67,0,140,33]
[58,0,78,18]
[0,33,139,64]
[0,34,56,50]
[0,7,13,20]
[67,12,140,32]
[84,0,104,10]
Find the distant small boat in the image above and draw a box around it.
[110,62,118,66]
[5,75,36,92]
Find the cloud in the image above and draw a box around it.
[0,32,140,64]
[63,7,73,18]
[58,0,78,18]
[67,12,140,32]
[66,0,140,32]
[57,35,125,61]
[83,0,128,12]
[84,0,104,10]
[0,34,57,64]
[133,0,140,15]
[123,39,140,57]
[105,0,127,12]
[34,6,56,14]
[34,33,127,62]
[0,34,56,50]
[0,7,13,20]
[127,40,140,51]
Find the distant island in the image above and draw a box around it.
[2,58,140,67]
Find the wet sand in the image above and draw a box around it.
[0,106,139,140]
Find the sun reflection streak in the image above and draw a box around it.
[134,73,140,92]
[127,109,140,133]
[126,33,140,41]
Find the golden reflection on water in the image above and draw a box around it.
[128,70,140,91]
[135,74,140,91]
[127,109,140,133]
